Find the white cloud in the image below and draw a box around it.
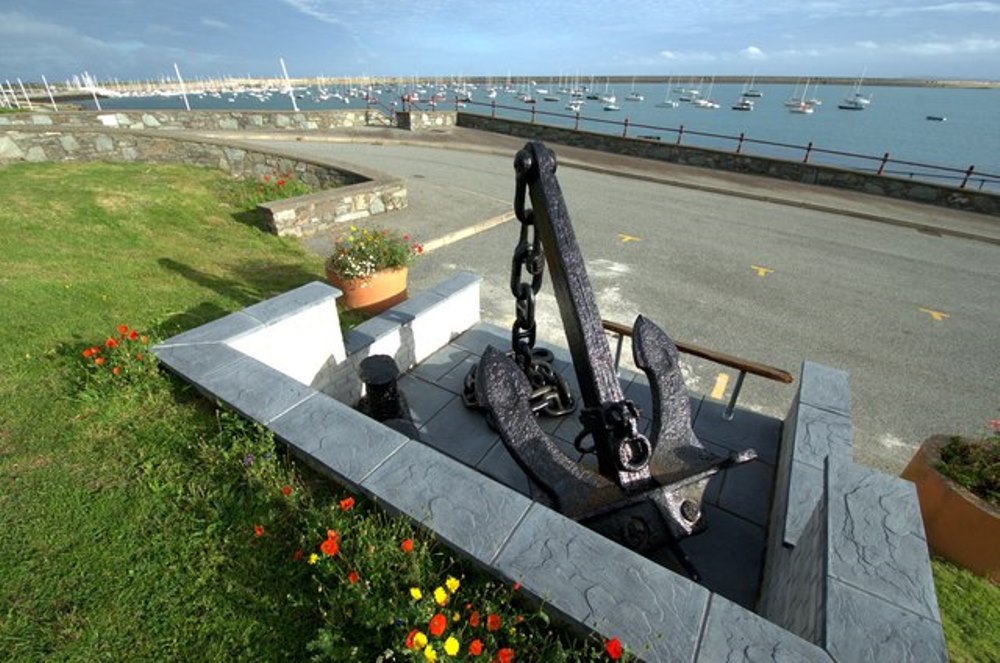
[741,45,766,60]
[201,18,230,30]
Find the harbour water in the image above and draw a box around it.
[76,80,1000,190]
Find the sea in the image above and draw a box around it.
[75,81,1000,192]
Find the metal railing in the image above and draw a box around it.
[460,99,1000,193]
[602,319,793,421]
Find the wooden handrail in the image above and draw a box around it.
[601,319,794,384]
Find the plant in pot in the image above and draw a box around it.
[325,225,423,314]
[902,420,1000,583]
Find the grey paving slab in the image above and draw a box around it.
[674,503,766,610]
[432,351,479,396]
[197,355,315,424]
[825,579,947,663]
[694,398,783,466]
[717,459,776,527]
[361,439,532,565]
[410,343,474,384]
[450,323,510,356]
[419,396,499,467]
[397,374,454,427]
[495,502,710,663]
[792,403,853,469]
[799,361,851,417]
[429,271,481,298]
[156,312,261,346]
[154,342,248,383]
[268,391,408,484]
[241,281,338,324]
[697,594,832,662]
[381,288,444,323]
[826,461,940,622]
[475,439,533,496]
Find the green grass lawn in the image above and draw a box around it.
[1,161,995,662]
[0,162,614,662]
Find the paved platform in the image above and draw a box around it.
[396,322,779,609]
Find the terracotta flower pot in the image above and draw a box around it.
[902,435,999,583]
[325,265,408,315]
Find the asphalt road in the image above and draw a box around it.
[249,137,999,474]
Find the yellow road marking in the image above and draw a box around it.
[618,233,643,243]
[751,265,774,277]
[919,307,950,322]
[710,373,729,400]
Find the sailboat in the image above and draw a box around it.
[743,71,763,98]
[838,70,871,110]
[625,78,643,101]
[655,78,679,108]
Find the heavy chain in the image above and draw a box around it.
[462,160,576,418]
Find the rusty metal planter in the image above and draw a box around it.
[902,434,1000,583]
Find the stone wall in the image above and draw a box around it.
[0,109,393,131]
[395,110,458,131]
[457,113,1000,217]
[0,126,406,238]
[758,362,947,661]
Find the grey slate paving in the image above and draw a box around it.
[154,342,249,383]
[450,324,509,355]
[826,460,940,621]
[269,391,408,484]
[241,281,338,324]
[495,502,710,663]
[397,374,454,427]
[475,439,533,496]
[196,355,315,424]
[361,439,532,565]
[697,594,832,662]
[411,344,473,385]
[825,579,947,663]
[717,459,776,527]
[418,397,499,466]
[798,361,851,416]
[344,315,403,355]
[433,352,479,395]
[793,403,853,469]
[783,460,825,546]
[429,271,481,298]
[694,398,783,466]
[155,312,261,347]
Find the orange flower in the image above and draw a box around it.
[339,496,355,511]
[429,612,447,637]
[105,338,119,349]
[112,366,121,377]
[486,614,501,632]
[117,324,129,335]
[320,530,339,556]
[277,178,286,187]
[512,581,521,591]
[605,637,623,660]
[494,648,514,663]
[281,485,293,496]
[94,357,106,366]
[468,611,480,628]
[468,639,483,656]
[405,629,418,649]
[401,538,414,553]
[128,330,139,341]
[82,347,95,358]
[347,570,360,584]
[254,524,264,537]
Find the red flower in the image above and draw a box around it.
[320,530,339,556]
[494,648,514,663]
[605,637,623,660]
[281,485,293,496]
[82,348,93,358]
[347,570,360,584]
[254,524,264,537]
[94,357,106,366]
[468,639,483,656]
[339,496,355,511]
[292,548,304,561]
[112,366,121,377]
[512,581,521,591]
[105,338,119,349]
[429,612,447,637]
[264,174,271,182]
[486,614,501,632]
[277,178,286,187]
[468,611,480,628]
[405,629,419,649]
[128,330,139,341]
[416,244,424,254]
[400,538,414,553]
[117,324,129,335]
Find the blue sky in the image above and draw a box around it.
[1,1,998,82]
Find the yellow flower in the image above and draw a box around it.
[433,586,448,606]
[413,631,428,649]
[410,587,423,601]
[307,553,319,565]
[423,644,437,662]
[452,612,460,622]
[445,576,460,594]
[444,637,460,657]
